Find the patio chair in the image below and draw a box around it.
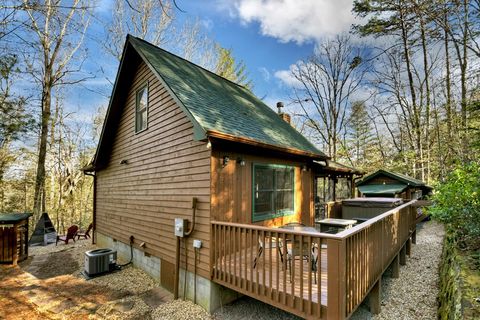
[287,237,312,280]
[77,223,93,240]
[253,237,264,269]
[56,225,79,245]
[311,245,319,284]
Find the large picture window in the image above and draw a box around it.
[252,164,294,222]
[135,84,148,133]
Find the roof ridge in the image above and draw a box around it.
[127,35,250,92]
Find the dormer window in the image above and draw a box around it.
[135,83,148,133]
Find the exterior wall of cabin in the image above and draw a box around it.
[95,61,212,281]
[211,145,314,227]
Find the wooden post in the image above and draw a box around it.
[369,278,382,314]
[412,230,416,244]
[406,238,412,256]
[391,254,400,278]
[327,239,346,320]
[400,244,406,266]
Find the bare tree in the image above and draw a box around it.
[103,0,173,61]
[14,0,91,219]
[290,34,369,160]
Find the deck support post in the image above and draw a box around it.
[391,254,400,278]
[412,230,416,244]
[368,278,382,314]
[400,244,407,266]
[406,238,412,257]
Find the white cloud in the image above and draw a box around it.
[274,65,302,88]
[226,0,356,44]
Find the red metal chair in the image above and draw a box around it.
[56,225,78,245]
[77,223,93,240]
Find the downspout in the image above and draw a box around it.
[174,197,198,300]
[84,170,96,245]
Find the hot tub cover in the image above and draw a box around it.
[342,197,404,208]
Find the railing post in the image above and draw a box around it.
[327,238,346,320]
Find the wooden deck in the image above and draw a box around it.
[213,243,328,306]
[211,200,419,319]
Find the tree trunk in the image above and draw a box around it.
[33,77,52,219]
[399,8,422,179]
[444,4,453,143]
[419,13,431,183]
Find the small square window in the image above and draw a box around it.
[135,84,148,133]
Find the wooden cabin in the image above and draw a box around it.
[356,169,432,200]
[87,35,419,319]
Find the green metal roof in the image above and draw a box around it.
[128,36,327,159]
[357,169,430,188]
[357,184,408,195]
[0,213,32,224]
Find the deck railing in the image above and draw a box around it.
[210,200,417,319]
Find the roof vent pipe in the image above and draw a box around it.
[276,101,291,125]
[276,101,284,114]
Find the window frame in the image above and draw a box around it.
[135,82,149,133]
[252,163,295,222]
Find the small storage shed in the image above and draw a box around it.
[0,213,32,265]
[356,169,432,199]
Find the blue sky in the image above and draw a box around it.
[64,0,357,124]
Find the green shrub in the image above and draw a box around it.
[429,162,480,249]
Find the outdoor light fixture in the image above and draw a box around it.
[237,158,246,166]
[119,159,128,165]
[222,156,230,168]
[206,140,211,149]
[302,165,308,172]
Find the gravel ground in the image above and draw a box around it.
[152,300,212,320]
[213,296,301,320]
[350,220,445,320]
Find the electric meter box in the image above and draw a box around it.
[174,218,186,237]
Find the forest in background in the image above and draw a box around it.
[0,0,479,234]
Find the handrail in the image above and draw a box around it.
[211,199,417,240]
[335,199,417,238]
[210,220,340,239]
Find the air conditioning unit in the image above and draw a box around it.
[84,248,117,276]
